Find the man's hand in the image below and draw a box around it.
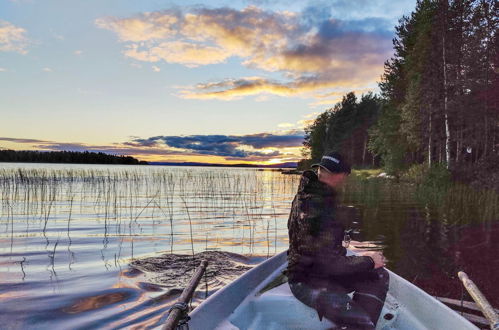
[358,251,386,269]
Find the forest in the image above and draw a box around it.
[300,0,498,187]
[0,149,148,165]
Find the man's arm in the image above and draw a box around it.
[312,253,376,276]
[296,195,377,276]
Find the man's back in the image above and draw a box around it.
[287,170,374,283]
[286,156,388,329]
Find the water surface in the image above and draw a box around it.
[0,163,497,329]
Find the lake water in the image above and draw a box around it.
[0,163,497,329]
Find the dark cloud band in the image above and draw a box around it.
[127,132,304,158]
[1,131,304,162]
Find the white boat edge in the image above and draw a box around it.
[182,250,478,330]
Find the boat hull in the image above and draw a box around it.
[188,251,477,330]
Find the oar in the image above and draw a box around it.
[458,271,499,330]
[163,260,208,330]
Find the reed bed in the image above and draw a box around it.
[0,166,300,259]
[343,172,499,227]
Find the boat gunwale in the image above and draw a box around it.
[188,250,478,329]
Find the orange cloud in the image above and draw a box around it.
[123,41,230,67]
[95,13,178,42]
[309,87,375,107]
[178,73,378,101]
[178,77,295,100]
[96,6,393,103]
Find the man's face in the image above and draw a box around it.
[318,167,348,188]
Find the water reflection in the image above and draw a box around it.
[0,164,298,328]
[341,176,499,307]
[0,164,498,329]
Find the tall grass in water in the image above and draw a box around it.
[0,167,300,260]
[423,183,499,225]
[404,164,499,225]
[343,167,499,227]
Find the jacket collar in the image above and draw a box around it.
[299,170,336,197]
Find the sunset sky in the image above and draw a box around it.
[0,0,416,164]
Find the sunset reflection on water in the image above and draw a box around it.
[0,164,298,328]
[1,163,498,328]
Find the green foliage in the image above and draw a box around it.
[303,111,330,163]
[423,164,451,189]
[368,103,407,175]
[302,92,381,168]
[411,164,452,207]
[350,169,383,180]
[303,0,498,185]
[402,163,428,184]
[403,163,451,187]
[297,158,313,171]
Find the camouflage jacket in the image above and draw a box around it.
[287,170,374,283]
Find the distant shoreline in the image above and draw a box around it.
[0,149,147,165]
[0,160,298,169]
[0,149,298,168]
[147,161,297,169]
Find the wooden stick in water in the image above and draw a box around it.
[458,271,499,330]
[436,296,499,314]
[163,260,208,330]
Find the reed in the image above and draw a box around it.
[0,166,299,267]
[344,169,499,226]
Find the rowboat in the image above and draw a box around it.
[187,250,478,330]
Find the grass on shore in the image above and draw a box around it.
[351,168,383,178]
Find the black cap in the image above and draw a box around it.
[311,152,351,174]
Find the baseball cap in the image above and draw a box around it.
[311,151,351,174]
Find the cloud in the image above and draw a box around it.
[126,132,304,158]
[0,67,6,72]
[96,5,393,102]
[0,20,29,54]
[238,132,304,148]
[95,12,180,42]
[278,122,295,128]
[123,41,230,67]
[2,131,305,162]
[0,137,50,144]
[317,0,416,21]
[179,70,379,100]
[1,136,197,158]
[309,87,375,107]
[178,77,295,100]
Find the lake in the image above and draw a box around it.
[0,163,497,329]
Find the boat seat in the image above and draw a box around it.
[228,283,400,330]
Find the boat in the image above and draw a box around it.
[187,250,478,329]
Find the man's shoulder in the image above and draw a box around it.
[296,170,316,193]
[300,169,317,183]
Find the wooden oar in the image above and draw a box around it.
[458,271,499,330]
[436,297,491,327]
[436,296,499,314]
[163,260,208,330]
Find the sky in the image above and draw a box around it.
[0,0,416,164]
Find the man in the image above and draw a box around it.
[287,152,389,329]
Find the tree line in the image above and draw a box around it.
[0,150,148,165]
[301,0,498,177]
[300,92,381,169]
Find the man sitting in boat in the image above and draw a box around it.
[287,152,389,329]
